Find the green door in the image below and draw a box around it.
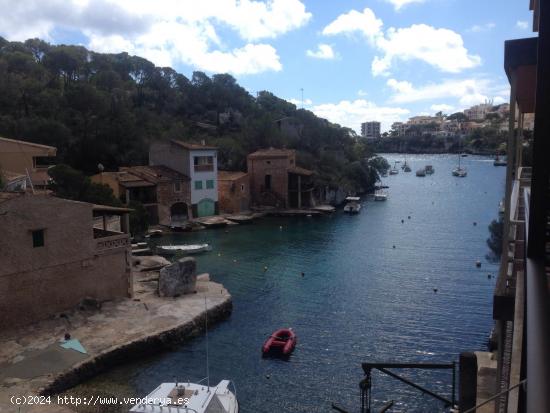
[197,198,215,217]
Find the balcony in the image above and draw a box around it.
[94,230,130,254]
[194,164,214,172]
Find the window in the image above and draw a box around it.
[264,174,272,190]
[194,180,203,190]
[206,180,214,189]
[194,156,214,172]
[32,229,44,248]
[241,184,245,192]
[266,160,271,164]
[174,182,181,192]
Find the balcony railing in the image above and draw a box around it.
[497,166,550,413]
[94,231,130,253]
[194,164,214,172]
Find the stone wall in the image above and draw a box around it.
[156,180,191,226]
[218,174,250,214]
[247,157,290,207]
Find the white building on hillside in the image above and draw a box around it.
[150,140,219,217]
[361,121,381,139]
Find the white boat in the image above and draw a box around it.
[416,168,426,177]
[374,189,388,201]
[129,380,238,413]
[157,243,211,255]
[145,229,163,238]
[389,161,399,175]
[452,155,467,177]
[452,167,467,177]
[425,165,434,174]
[493,155,506,166]
[343,197,361,213]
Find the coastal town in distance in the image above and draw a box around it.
[0,1,549,412]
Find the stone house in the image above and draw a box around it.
[217,171,250,214]
[0,192,132,329]
[0,136,56,189]
[247,148,314,209]
[150,140,219,217]
[92,165,190,227]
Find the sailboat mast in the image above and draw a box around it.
[205,297,210,389]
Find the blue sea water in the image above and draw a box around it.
[91,154,506,412]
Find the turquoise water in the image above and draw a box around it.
[109,155,505,412]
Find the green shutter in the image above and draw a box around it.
[194,180,203,190]
[197,199,215,217]
[206,180,214,189]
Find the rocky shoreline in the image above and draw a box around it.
[0,276,232,413]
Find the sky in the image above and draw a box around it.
[0,0,535,133]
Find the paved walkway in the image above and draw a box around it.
[0,273,231,413]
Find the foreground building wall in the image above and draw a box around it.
[0,194,131,329]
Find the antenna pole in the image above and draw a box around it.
[205,297,210,390]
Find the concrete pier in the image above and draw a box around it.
[0,274,232,413]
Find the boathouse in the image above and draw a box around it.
[91,165,190,227]
[217,171,250,214]
[0,192,132,329]
[247,148,314,209]
[150,140,219,218]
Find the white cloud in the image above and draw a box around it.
[306,44,336,59]
[322,7,383,42]
[430,104,454,113]
[322,8,480,76]
[357,89,368,96]
[516,20,529,30]
[386,77,509,109]
[0,0,312,75]
[373,24,481,76]
[311,99,409,133]
[468,22,496,33]
[288,97,313,106]
[385,0,425,11]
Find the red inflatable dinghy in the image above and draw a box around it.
[262,328,297,356]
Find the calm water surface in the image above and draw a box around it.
[82,154,505,412]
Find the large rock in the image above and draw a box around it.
[158,257,197,297]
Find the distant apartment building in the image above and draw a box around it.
[92,165,190,226]
[408,115,442,126]
[361,121,381,139]
[464,101,494,121]
[0,192,132,329]
[217,171,250,214]
[247,148,313,209]
[0,136,56,189]
[150,140,219,218]
[391,122,409,137]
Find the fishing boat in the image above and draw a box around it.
[416,168,426,177]
[343,197,361,213]
[493,155,507,166]
[389,161,399,175]
[157,243,211,255]
[374,189,388,201]
[403,164,412,172]
[129,380,238,413]
[425,165,434,174]
[262,328,297,356]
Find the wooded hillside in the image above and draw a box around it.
[0,37,387,193]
